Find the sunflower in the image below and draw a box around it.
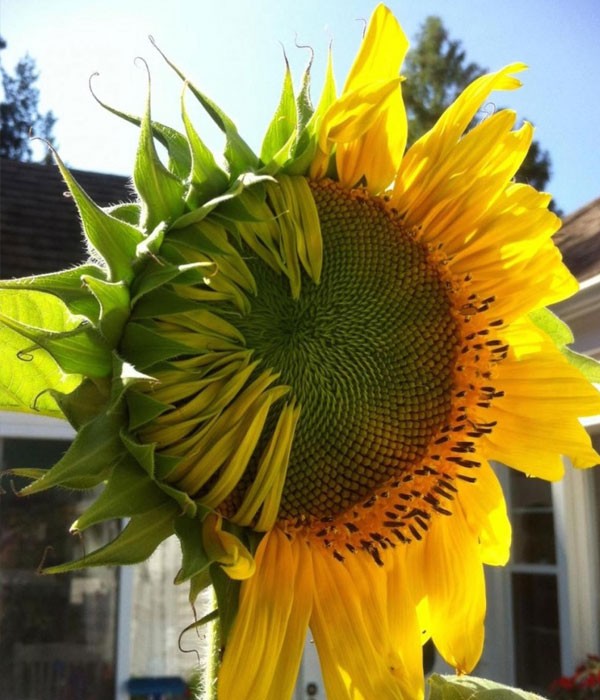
[2,4,600,700]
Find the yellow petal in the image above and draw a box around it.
[423,507,486,673]
[394,63,527,210]
[202,513,255,580]
[315,4,408,192]
[481,319,600,476]
[218,529,312,700]
[458,462,512,566]
[310,546,422,699]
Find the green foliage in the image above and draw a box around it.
[0,37,57,162]
[403,17,557,208]
[429,674,548,699]
[403,17,482,145]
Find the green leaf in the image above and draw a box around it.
[174,515,212,584]
[150,37,258,177]
[0,265,103,321]
[561,347,600,382]
[20,325,112,378]
[50,150,144,282]
[260,57,298,166]
[529,307,574,346]
[428,674,548,700]
[0,289,84,415]
[82,276,130,346]
[530,307,600,381]
[73,455,170,531]
[43,502,179,573]
[17,409,126,494]
[134,66,186,233]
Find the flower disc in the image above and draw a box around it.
[234,180,461,521]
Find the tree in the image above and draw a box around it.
[0,37,57,162]
[403,17,556,208]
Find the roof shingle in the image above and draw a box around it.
[1,158,131,278]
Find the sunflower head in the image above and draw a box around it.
[1,5,599,699]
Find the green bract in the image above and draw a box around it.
[0,46,333,616]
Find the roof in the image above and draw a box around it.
[0,158,131,278]
[554,196,600,282]
[1,158,599,282]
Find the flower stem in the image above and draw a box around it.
[206,591,220,700]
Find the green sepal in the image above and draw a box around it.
[106,202,142,227]
[17,409,126,494]
[135,221,167,260]
[120,322,195,369]
[0,265,104,322]
[260,57,297,166]
[5,468,46,482]
[90,80,192,181]
[174,514,212,584]
[210,562,241,646]
[188,569,212,605]
[72,455,171,531]
[134,68,186,233]
[170,173,272,230]
[181,85,230,205]
[530,307,600,381]
[285,50,337,175]
[154,453,183,481]
[179,608,218,632]
[43,501,179,573]
[157,481,198,516]
[150,37,258,177]
[295,52,315,135]
[50,150,144,282]
[130,258,211,303]
[50,378,111,430]
[126,389,171,431]
[131,287,201,320]
[160,238,254,296]
[428,674,547,700]
[120,429,157,478]
[82,276,130,347]
[121,411,193,513]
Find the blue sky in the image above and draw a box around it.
[2,0,599,214]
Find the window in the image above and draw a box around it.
[507,470,562,692]
[0,437,120,700]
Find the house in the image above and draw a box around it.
[1,157,599,698]
[469,199,600,690]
